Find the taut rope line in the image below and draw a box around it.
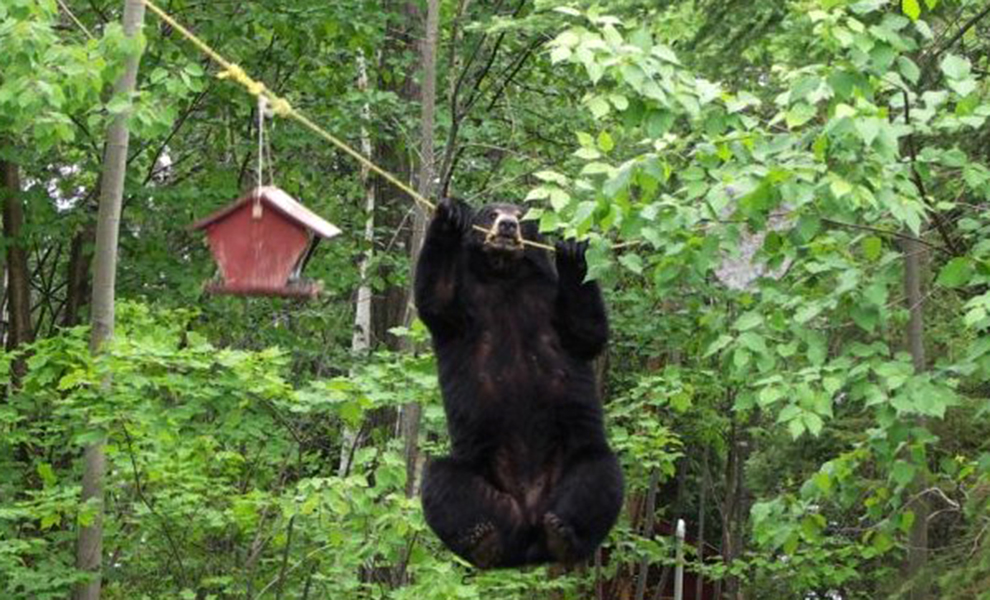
[140,0,556,252]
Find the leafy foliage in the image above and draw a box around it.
[2,0,990,598]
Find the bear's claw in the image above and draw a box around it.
[460,521,501,568]
[544,512,580,564]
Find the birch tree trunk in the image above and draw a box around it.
[74,2,146,598]
[339,50,377,477]
[400,0,439,499]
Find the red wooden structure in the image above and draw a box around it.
[190,186,341,298]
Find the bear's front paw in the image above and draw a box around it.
[555,239,589,281]
[434,197,473,237]
[459,521,501,569]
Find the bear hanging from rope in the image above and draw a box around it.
[416,198,623,568]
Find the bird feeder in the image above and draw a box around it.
[190,186,342,298]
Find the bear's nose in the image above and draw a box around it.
[498,218,518,236]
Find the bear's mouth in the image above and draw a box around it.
[483,228,524,252]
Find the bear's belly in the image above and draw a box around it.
[469,329,571,404]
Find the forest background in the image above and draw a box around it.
[2,0,990,598]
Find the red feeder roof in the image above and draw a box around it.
[191,186,342,239]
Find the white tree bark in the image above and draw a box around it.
[75,1,146,598]
[339,50,377,477]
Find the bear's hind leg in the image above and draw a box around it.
[421,457,526,568]
[544,449,623,564]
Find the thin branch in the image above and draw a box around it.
[142,85,212,185]
[820,218,944,252]
[936,4,990,60]
[274,515,297,600]
[121,424,188,585]
[901,89,962,255]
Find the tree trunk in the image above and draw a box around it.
[634,468,661,600]
[339,50,378,478]
[721,410,750,600]
[696,447,709,600]
[902,234,930,600]
[1,259,6,350]
[400,0,439,499]
[63,223,95,327]
[74,2,146,599]
[1,157,33,379]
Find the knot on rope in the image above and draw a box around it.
[268,97,293,117]
[217,64,266,98]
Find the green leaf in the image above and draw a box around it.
[550,46,572,64]
[785,103,816,129]
[829,177,853,198]
[651,44,681,65]
[554,30,580,48]
[862,236,883,260]
[804,413,824,436]
[733,312,762,331]
[586,95,610,119]
[872,531,894,554]
[940,54,971,80]
[549,188,572,212]
[759,386,784,406]
[897,56,921,83]
[574,147,601,160]
[37,463,56,488]
[534,170,568,185]
[40,513,61,530]
[899,510,916,533]
[936,257,972,288]
[901,0,920,20]
[525,186,551,200]
[964,305,986,328]
[597,130,614,153]
[948,77,977,97]
[609,93,629,111]
[855,117,881,146]
[618,254,644,275]
[788,418,806,439]
[739,332,767,354]
[705,335,734,358]
[795,303,823,324]
[891,460,916,487]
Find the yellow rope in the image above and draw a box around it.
[140,0,556,252]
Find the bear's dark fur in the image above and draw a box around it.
[416,198,623,569]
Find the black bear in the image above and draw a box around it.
[416,197,623,569]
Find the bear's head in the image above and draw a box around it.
[465,202,547,276]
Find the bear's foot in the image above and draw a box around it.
[543,512,580,565]
[459,521,501,569]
